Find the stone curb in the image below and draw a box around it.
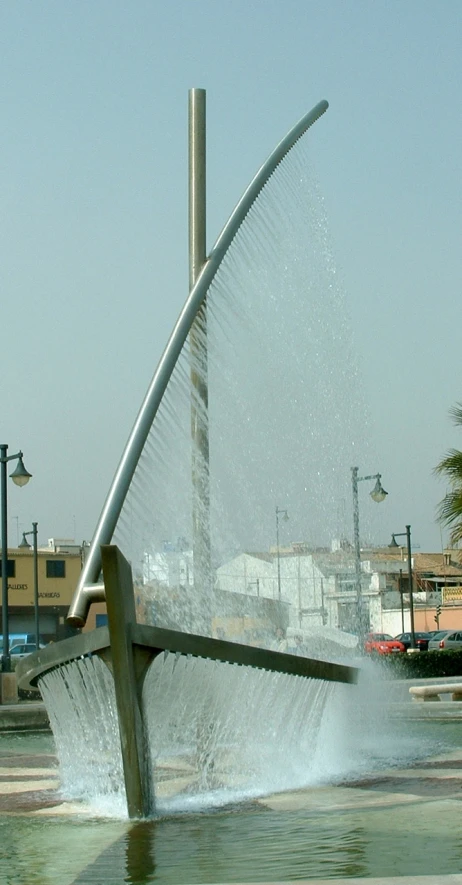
[0,702,49,732]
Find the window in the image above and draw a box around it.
[46,560,65,578]
[0,559,15,578]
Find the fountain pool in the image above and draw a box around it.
[1,720,462,884]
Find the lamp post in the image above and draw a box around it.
[19,523,39,651]
[351,467,388,639]
[1,446,32,672]
[275,506,289,602]
[389,525,416,649]
[398,568,405,634]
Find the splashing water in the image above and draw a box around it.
[143,653,331,812]
[39,653,430,819]
[39,656,126,816]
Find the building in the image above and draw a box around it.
[215,552,276,599]
[369,548,462,634]
[215,543,462,637]
[3,531,461,643]
[215,546,335,630]
[0,539,87,642]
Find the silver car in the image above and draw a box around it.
[428,630,462,650]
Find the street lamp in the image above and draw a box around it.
[19,522,39,651]
[398,568,405,634]
[351,467,388,639]
[1,445,32,672]
[275,506,289,602]
[389,525,416,649]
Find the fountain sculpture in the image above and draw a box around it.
[18,91,358,819]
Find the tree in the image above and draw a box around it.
[435,403,462,546]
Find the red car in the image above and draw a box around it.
[364,633,406,655]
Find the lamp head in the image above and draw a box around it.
[283,510,289,522]
[370,476,387,504]
[19,532,31,549]
[389,534,400,548]
[10,454,32,487]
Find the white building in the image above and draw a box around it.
[142,546,194,589]
[215,547,336,630]
[214,544,421,635]
[215,552,276,600]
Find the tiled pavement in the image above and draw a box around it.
[0,752,61,813]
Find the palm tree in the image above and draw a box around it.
[435,403,462,545]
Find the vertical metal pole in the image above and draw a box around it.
[399,568,404,634]
[321,578,327,625]
[189,88,207,290]
[297,552,301,623]
[189,88,211,600]
[351,467,362,638]
[32,522,39,650]
[276,508,281,602]
[406,525,416,649]
[1,445,10,671]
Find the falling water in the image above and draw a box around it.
[38,652,426,818]
[39,656,126,815]
[143,653,332,812]
[111,138,378,638]
[38,117,393,819]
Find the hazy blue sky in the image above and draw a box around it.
[2,0,461,553]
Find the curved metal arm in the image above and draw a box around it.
[67,99,329,626]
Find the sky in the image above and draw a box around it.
[1,0,461,554]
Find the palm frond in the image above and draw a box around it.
[435,402,462,545]
[434,449,462,481]
[449,402,462,426]
[436,489,462,545]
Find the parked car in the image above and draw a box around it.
[394,631,431,651]
[428,630,462,651]
[0,633,46,653]
[9,643,44,665]
[364,633,406,655]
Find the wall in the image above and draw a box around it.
[83,601,108,633]
[4,549,82,609]
[370,605,462,635]
[415,607,462,632]
[215,553,276,599]
[1,547,84,641]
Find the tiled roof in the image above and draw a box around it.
[243,551,274,563]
